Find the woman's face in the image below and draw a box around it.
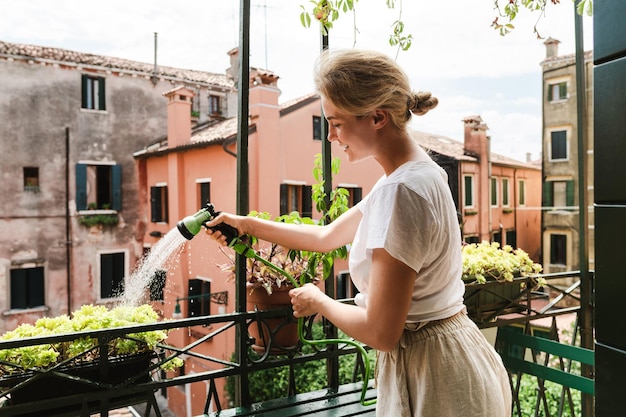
[321,98,376,163]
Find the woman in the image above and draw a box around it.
[206,49,511,417]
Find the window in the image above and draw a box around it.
[550,234,567,265]
[548,81,567,102]
[492,231,502,246]
[313,116,322,141]
[81,74,106,110]
[188,278,212,317]
[76,163,122,210]
[518,179,526,206]
[464,236,480,244]
[150,184,169,223]
[550,130,568,161]
[490,177,498,207]
[23,167,39,192]
[463,175,474,208]
[338,185,363,207]
[100,252,126,299]
[544,180,575,209]
[280,183,312,217]
[502,178,510,207]
[10,266,45,309]
[336,271,358,299]
[209,95,221,115]
[197,180,211,208]
[505,230,517,248]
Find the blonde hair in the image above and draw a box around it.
[313,49,438,130]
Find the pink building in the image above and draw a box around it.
[134,62,541,414]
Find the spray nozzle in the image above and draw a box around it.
[176,203,239,243]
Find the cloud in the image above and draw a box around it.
[0,0,592,161]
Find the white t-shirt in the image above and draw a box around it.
[350,160,465,323]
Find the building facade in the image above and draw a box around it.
[540,38,594,274]
[0,40,235,332]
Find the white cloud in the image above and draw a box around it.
[0,0,592,161]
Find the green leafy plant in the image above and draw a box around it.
[300,0,412,56]
[0,304,183,377]
[220,154,350,295]
[224,322,375,405]
[78,213,119,227]
[462,241,543,284]
[492,0,593,38]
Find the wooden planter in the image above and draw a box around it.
[463,277,529,323]
[246,283,299,354]
[0,352,154,416]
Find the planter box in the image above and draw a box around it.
[463,277,528,322]
[0,352,154,416]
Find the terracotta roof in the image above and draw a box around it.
[410,129,540,169]
[0,40,234,89]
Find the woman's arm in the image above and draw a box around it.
[290,247,416,352]
[205,205,362,253]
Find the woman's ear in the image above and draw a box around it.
[372,109,388,129]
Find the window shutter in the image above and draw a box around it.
[543,181,553,207]
[10,269,28,309]
[111,164,122,211]
[353,187,363,205]
[163,186,169,223]
[98,77,106,110]
[560,82,567,99]
[150,186,160,222]
[548,84,553,101]
[566,180,575,207]
[29,268,45,308]
[279,184,288,215]
[81,75,88,108]
[75,163,87,210]
[302,185,313,217]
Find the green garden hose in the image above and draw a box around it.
[230,240,376,406]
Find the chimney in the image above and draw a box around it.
[544,37,560,59]
[226,47,239,83]
[463,115,489,159]
[163,86,194,148]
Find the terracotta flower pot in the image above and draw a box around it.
[246,283,299,354]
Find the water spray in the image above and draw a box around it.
[176,204,376,406]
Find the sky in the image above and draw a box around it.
[0,0,593,162]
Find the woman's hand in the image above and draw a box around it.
[204,213,244,246]
[289,283,327,318]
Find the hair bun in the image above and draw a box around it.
[409,91,438,116]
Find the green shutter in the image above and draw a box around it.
[76,163,87,210]
[560,82,567,99]
[98,76,106,110]
[543,181,553,207]
[566,180,575,207]
[548,84,553,101]
[111,164,122,211]
[81,74,88,109]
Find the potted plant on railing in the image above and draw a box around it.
[461,241,544,322]
[218,154,349,353]
[0,304,182,411]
